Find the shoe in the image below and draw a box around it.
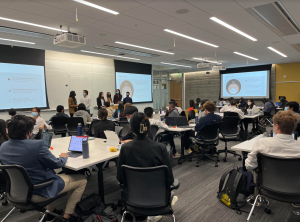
[171,196,178,206]
[184,149,192,155]
[147,215,163,222]
[172,153,181,158]
[46,209,63,222]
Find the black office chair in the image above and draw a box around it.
[188,110,195,121]
[88,119,100,137]
[150,125,159,140]
[189,122,220,167]
[119,117,128,122]
[66,117,84,136]
[115,126,123,138]
[120,165,180,222]
[218,115,242,162]
[0,171,7,206]
[295,122,300,138]
[180,111,186,117]
[247,153,300,221]
[118,121,130,138]
[262,107,276,126]
[50,117,68,137]
[0,165,67,222]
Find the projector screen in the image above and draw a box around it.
[0,63,48,110]
[220,70,270,99]
[116,72,152,103]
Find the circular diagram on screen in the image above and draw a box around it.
[120,80,134,97]
[226,79,241,95]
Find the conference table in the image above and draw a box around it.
[50,137,119,203]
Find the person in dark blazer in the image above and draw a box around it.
[0,115,87,222]
[123,92,133,104]
[97,91,105,110]
[113,89,122,104]
[94,108,115,139]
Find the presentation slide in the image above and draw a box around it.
[0,63,47,110]
[116,72,152,103]
[221,70,270,99]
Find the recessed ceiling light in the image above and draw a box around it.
[267,47,287,57]
[115,41,174,55]
[176,9,189,14]
[233,52,258,60]
[193,57,221,64]
[210,17,257,41]
[161,62,192,68]
[0,17,67,32]
[81,50,140,60]
[0,38,35,44]
[73,0,119,15]
[164,29,219,48]
[97,33,107,37]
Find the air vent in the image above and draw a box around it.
[94,45,160,58]
[174,59,210,65]
[0,26,52,39]
[247,1,300,37]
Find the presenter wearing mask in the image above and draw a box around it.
[123,92,133,104]
[97,92,105,110]
[80,90,91,114]
[113,89,122,104]
[68,91,78,118]
[31,107,52,139]
[106,92,113,105]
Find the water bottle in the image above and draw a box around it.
[78,123,82,136]
[118,109,120,119]
[160,109,162,114]
[195,112,199,123]
[82,139,89,159]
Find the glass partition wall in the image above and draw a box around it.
[153,70,170,112]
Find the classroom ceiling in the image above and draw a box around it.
[0,0,300,71]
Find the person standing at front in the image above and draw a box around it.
[123,92,133,104]
[68,91,78,118]
[80,90,91,114]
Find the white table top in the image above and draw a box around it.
[165,124,195,132]
[50,137,119,171]
[257,106,283,110]
[231,134,265,152]
[216,106,223,108]
[216,113,262,119]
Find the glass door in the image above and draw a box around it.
[153,70,170,112]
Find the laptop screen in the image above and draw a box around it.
[41,132,53,147]
[68,136,88,152]
[175,117,189,126]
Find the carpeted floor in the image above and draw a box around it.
[0,129,299,222]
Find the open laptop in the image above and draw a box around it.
[67,135,88,157]
[41,132,53,148]
[176,117,194,128]
[153,114,161,120]
[165,117,177,127]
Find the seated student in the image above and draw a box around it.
[94,108,115,139]
[121,106,139,142]
[117,112,178,222]
[198,99,208,119]
[32,107,52,139]
[0,119,9,146]
[49,105,69,121]
[175,102,183,114]
[245,111,300,171]
[104,102,114,118]
[244,100,258,131]
[279,96,288,109]
[218,98,226,106]
[8,108,16,118]
[113,103,125,118]
[124,103,132,110]
[144,107,180,158]
[166,101,179,117]
[238,97,247,109]
[188,100,195,112]
[262,98,275,113]
[221,100,245,120]
[0,115,87,222]
[73,103,92,126]
[220,99,231,112]
[196,98,201,108]
[286,101,300,118]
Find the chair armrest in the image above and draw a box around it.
[170,179,180,190]
[34,180,54,189]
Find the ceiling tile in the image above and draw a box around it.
[283,33,300,44]
[279,1,300,32]
[0,0,20,8]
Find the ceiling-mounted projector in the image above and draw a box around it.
[197,62,213,69]
[212,65,226,71]
[53,32,86,48]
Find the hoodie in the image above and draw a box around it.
[73,110,91,126]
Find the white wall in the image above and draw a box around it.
[0,50,153,120]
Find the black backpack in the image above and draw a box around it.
[217,168,255,214]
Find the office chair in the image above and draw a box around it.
[50,117,68,137]
[115,126,123,138]
[66,117,85,136]
[120,165,180,222]
[118,121,130,138]
[119,117,128,122]
[0,171,7,206]
[261,107,276,126]
[247,153,300,221]
[150,125,159,139]
[188,110,195,121]
[0,165,67,222]
[189,122,220,167]
[218,115,242,162]
[88,119,100,137]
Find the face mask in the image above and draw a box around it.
[116,92,119,94]
[226,103,230,105]
[284,107,288,111]
[247,102,251,105]
[127,95,129,97]
[83,93,86,96]
[108,94,111,97]
[128,118,130,123]
[75,94,76,96]
[31,112,38,117]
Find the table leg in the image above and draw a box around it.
[178,131,187,165]
[96,162,105,203]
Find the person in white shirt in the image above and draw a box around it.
[80,90,92,114]
[144,107,180,158]
[221,99,245,120]
[243,99,259,132]
[31,107,52,139]
[175,102,183,114]
[220,99,231,112]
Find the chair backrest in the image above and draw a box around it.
[180,111,186,117]
[89,120,100,136]
[198,122,220,145]
[270,106,276,116]
[150,125,159,140]
[118,121,130,137]
[115,126,123,138]
[224,111,239,117]
[0,165,33,203]
[119,117,128,122]
[257,153,300,196]
[121,165,170,208]
[188,110,195,120]
[219,116,240,136]
[67,117,84,130]
[51,117,68,131]
[295,122,300,138]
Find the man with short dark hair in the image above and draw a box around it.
[0,115,87,222]
[49,105,69,121]
[94,108,115,139]
[104,101,114,118]
[121,106,139,142]
[8,108,16,117]
[123,92,133,104]
[167,101,179,117]
[287,101,300,123]
[80,90,91,114]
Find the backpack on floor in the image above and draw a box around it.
[239,129,248,141]
[217,168,253,214]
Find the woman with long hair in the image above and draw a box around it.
[113,89,122,104]
[188,100,195,112]
[114,103,125,118]
[106,92,113,104]
[0,119,9,146]
[68,91,78,117]
[97,92,105,110]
